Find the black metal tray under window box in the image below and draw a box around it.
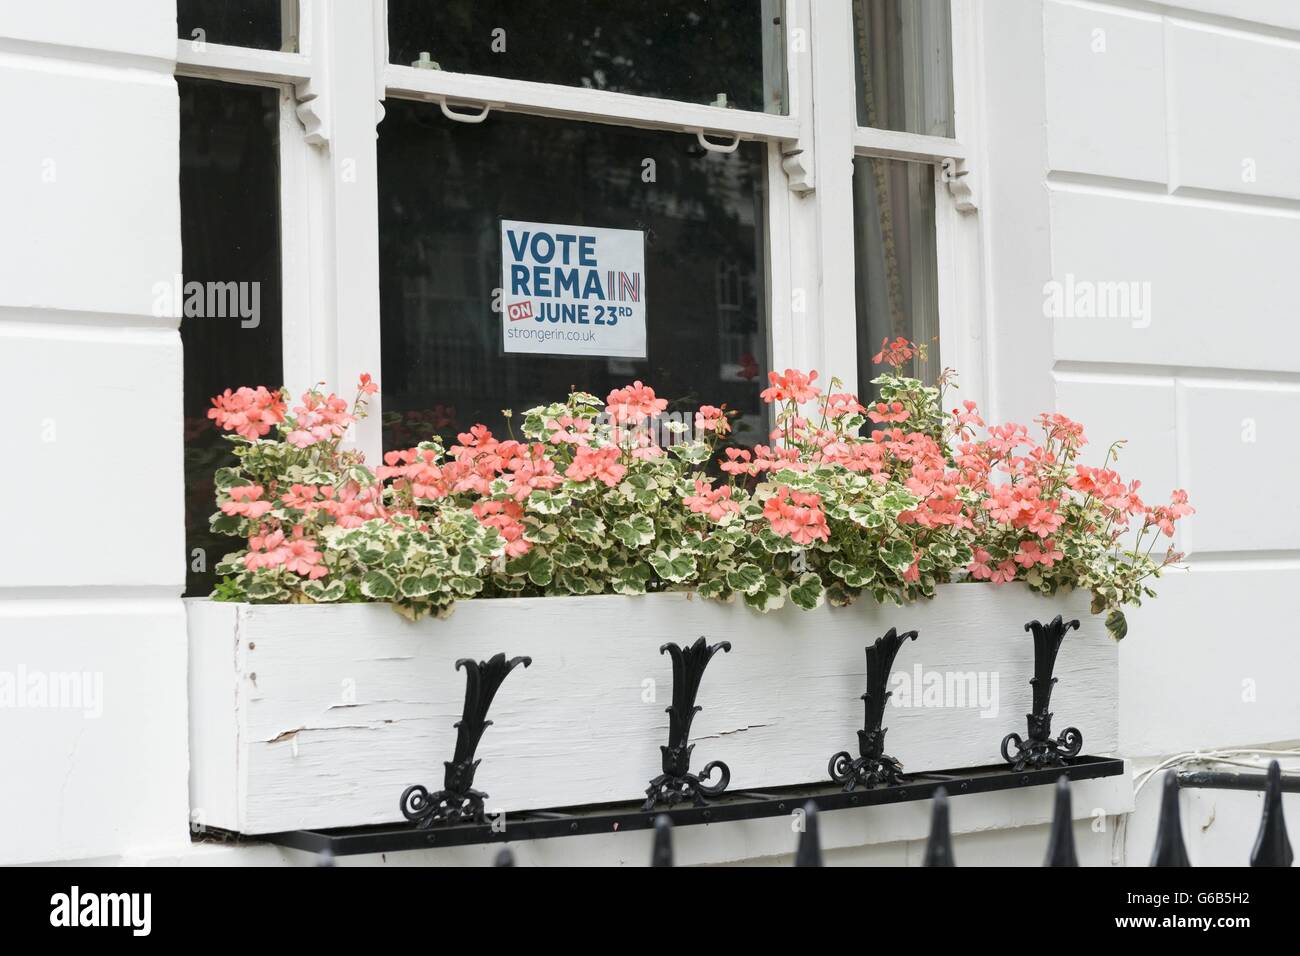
[259,756,1124,857]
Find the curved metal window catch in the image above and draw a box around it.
[694,130,741,154]
[438,96,491,124]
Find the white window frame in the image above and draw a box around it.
[175,0,985,463]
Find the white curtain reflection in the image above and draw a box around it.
[853,157,941,389]
[854,0,954,137]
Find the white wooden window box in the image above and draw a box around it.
[187,584,1117,835]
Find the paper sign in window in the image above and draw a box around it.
[500,220,647,359]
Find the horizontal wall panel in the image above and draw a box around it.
[1044,1,1167,182]
[1168,22,1300,200]
[0,57,179,317]
[1164,0,1300,33]
[1049,188,1300,372]
[1121,568,1300,756]
[1177,378,1300,554]
[0,0,176,60]
[1053,373,1181,550]
[0,599,189,865]
[0,324,183,588]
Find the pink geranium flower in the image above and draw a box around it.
[208,386,286,440]
[760,369,820,404]
[968,548,994,581]
[473,499,531,558]
[547,415,593,446]
[244,529,289,570]
[762,485,830,545]
[694,405,730,436]
[1026,503,1065,538]
[565,445,626,487]
[286,389,354,449]
[221,485,273,519]
[605,381,667,424]
[872,337,915,369]
[990,560,1018,585]
[683,479,740,521]
[284,532,328,579]
[867,401,910,424]
[720,447,756,477]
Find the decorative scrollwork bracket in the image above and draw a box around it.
[642,637,732,811]
[1001,616,1083,771]
[828,627,919,790]
[400,652,531,828]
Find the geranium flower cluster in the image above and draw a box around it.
[206,376,411,607]
[207,343,1190,637]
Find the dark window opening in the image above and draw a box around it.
[179,78,283,597]
[377,101,771,451]
[388,0,785,114]
[178,0,293,52]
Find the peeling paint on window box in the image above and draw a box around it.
[186,585,1117,835]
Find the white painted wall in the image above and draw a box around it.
[0,0,1295,866]
[983,0,1300,862]
[0,1,191,866]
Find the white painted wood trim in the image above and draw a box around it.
[278,83,322,404]
[187,601,240,836]
[382,64,801,142]
[765,139,797,376]
[852,126,968,164]
[779,0,820,376]
[806,0,860,393]
[188,585,1118,834]
[322,0,385,465]
[938,0,991,414]
[174,40,311,85]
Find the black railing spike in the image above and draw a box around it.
[400,653,532,828]
[643,637,733,811]
[1002,616,1083,771]
[494,847,516,867]
[794,801,824,867]
[1150,771,1191,867]
[1043,775,1079,866]
[1250,760,1294,867]
[828,628,919,790]
[651,815,674,867]
[923,786,956,866]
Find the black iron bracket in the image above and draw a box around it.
[1001,616,1083,771]
[642,637,732,812]
[399,652,531,828]
[828,627,918,790]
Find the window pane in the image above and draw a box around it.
[178,0,293,52]
[853,0,954,137]
[853,157,940,391]
[179,79,283,597]
[378,101,770,450]
[388,0,787,114]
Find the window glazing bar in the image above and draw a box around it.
[384,64,801,142]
